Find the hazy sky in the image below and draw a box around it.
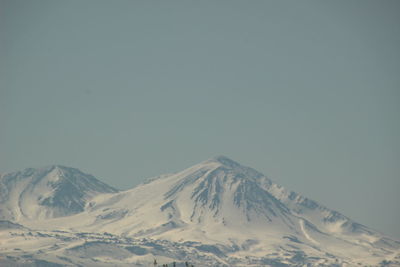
[1,1,399,238]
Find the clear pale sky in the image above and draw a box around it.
[1,1,399,238]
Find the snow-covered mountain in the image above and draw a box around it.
[0,165,117,221]
[0,157,399,266]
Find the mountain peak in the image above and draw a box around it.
[39,164,78,173]
[0,165,117,221]
[207,155,240,168]
[18,165,76,178]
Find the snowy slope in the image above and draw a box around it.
[1,157,399,266]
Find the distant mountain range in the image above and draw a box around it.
[0,156,399,266]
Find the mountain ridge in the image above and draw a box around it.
[0,156,399,266]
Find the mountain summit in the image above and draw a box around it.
[207,155,241,167]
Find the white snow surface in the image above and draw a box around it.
[1,156,399,266]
